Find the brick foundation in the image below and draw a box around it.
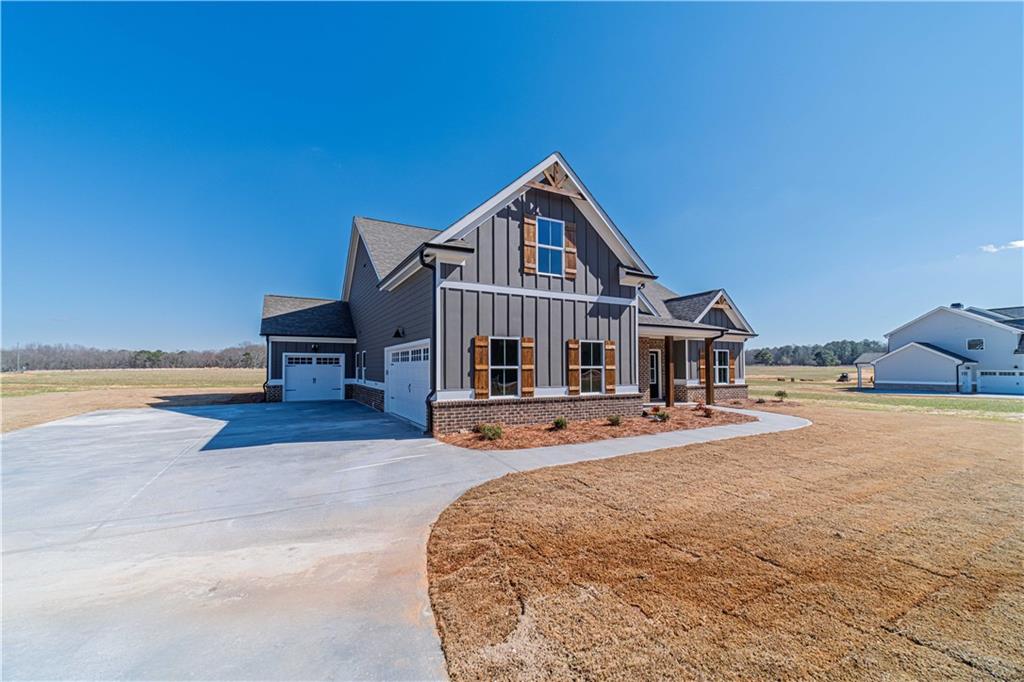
[431,393,643,434]
[352,383,385,411]
[266,384,283,402]
[674,382,748,403]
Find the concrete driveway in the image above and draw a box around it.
[2,401,808,680]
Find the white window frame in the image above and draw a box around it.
[966,338,985,351]
[714,349,730,385]
[361,350,367,380]
[536,216,565,278]
[580,340,605,395]
[489,337,521,398]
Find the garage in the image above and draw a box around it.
[978,370,1024,395]
[385,340,431,427]
[283,353,344,401]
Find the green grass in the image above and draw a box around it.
[747,365,1023,421]
[0,368,265,398]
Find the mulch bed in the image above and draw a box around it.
[436,406,757,450]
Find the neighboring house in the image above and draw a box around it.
[872,303,1024,394]
[852,351,884,388]
[260,152,756,432]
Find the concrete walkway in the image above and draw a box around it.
[2,402,808,681]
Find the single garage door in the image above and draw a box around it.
[386,342,430,426]
[284,354,344,401]
[977,370,1024,395]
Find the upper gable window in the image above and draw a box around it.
[967,338,985,351]
[537,217,564,276]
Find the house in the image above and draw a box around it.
[871,303,1024,394]
[852,351,884,388]
[260,152,756,433]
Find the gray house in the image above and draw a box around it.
[260,152,756,433]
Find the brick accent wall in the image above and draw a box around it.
[352,384,385,411]
[675,382,749,403]
[639,337,661,403]
[431,393,643,434]
[266,384,283,402]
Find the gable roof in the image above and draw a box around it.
[640,282,755,335]
[885,305,1024,337]
[342,217,439,300]
[853,352,884,365]
[260,295,356,338]
[664,290,722,322]
[990,306,1024,319]
[639,280,679,318]
[428,152,653,275]
[874,341,976,365]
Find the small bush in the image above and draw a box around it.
[703,407,714,418]
[651,405,660,413]
[790,377,796,382]
[774,390,788,401]
[655,412,671,422]
[756,397,766,404]
[641,409,649,417]
[477,423,503,441]
[692,400,706,412]
[553,416,568,430]
[607,414,623,427]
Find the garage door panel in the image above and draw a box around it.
[386,344,430,426]
[978,370,1024,395]
[284,354,344,402]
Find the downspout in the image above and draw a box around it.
[420,248,437,434]
[262,336,269,401]
[704,329,728,404]
[955,360,965,394]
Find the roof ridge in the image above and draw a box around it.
[354,216,439,232]
[264,294,339,302]
[664,288,722,302]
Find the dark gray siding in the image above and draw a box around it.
[685,340,745,380]
[269,341,355,380]
[701,307,742,331]
[439,289,635,390]
[441,189,634,299]
[347,239,433,382]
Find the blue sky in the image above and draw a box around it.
[3,2,1021,350]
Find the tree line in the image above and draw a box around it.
[744,339,885,367]
[1,343,267,372]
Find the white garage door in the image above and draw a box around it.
[386,342,430,426]
[284,354,344,401]
[977,370,1024,395]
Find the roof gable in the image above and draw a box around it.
[261,295,356,338]
[874,341,976,365]
[342,217,438,300]
[885,306,1023,337]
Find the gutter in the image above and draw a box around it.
[419,249,437,435]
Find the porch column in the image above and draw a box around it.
[856,365,863,389]
[664,336,675,407]
[704,337,715,404]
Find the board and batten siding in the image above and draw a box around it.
[269,341,355,380]
[701,307,743,331]
[685,340,745,381]
[439,288,635,390]
[347,238,433,383]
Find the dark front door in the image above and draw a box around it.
[649,350,661,400]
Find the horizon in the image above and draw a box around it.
[3,2,1021,349]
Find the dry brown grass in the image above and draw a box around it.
[437,406,756,450]
[428,404,1024,680]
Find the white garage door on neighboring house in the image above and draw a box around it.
[284,354,344,401]
[385,341,431,427]
[978,370,1024,395]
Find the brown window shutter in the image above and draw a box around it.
[523,215,538,275]
[728,354,736,384]
[473,336,489,399]
[521,337,535,397]
[604,340,616,394]
[566,339,581,395]
[698,348,706,383]
[564,222,577,280]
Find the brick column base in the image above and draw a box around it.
[675,383,748,403]
[431,393,643,435]
[266,385,283,402]
[352,384,385,411]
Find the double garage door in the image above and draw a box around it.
[978,370,1024,395]
[386,342,430,427]
[284,354,344,401]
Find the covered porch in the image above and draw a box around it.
[638,321,752,406]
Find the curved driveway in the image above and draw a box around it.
[2,401,808,680]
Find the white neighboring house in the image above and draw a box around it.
[872,304,1024,395]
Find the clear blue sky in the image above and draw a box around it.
[3,2,1021,350]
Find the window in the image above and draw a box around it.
[359,351,367,380]
[316,357,339,365]
[967,338,985,351]
[411,348,422,361]
[537,217,564,276]
[714,349,730,384]
[581,341,604,394]
[287,356,312,365]
[490,338,519,397]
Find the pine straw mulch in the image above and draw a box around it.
[436,406,757,450]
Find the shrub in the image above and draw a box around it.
[477,423,503,441]
[607,414,623,427]
[655,412,671,422]
[790,377,796,382]
[692,400,706,412]
[703,407,714,418]
[756,397,766,404]
[553,416,568,430]
[774,390,788,401]
[651,405,660,413]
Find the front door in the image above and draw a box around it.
[649,350,661,401]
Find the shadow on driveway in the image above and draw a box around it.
[154,400,425,451]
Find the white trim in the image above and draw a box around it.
[617,384,639,394]
[536,216,565,277]
[713,348,730,386]
[872,342,977,365]
[435,389,474,401]
[268,335,357,344]
[429,152,652,275]
[384,337,431,354]
[639,326,718,339]
[535,386,569,398]
[282,352,346,402]
[637,289,658,315]
[434,265,442,398]
[267,379,283,386]
[693,291,754,334]
[435,385,639,401]
[340,221,367,301]
[488,336,521,398]
[347,378,385,390]
[378,258,422,292]
[884,306,1021,338]
[648,347,663,400]
[383,338,431,427]
[580,340,605,395]
[440,280,635,307]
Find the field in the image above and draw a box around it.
[747,364,1023,421]
[428,403,1024,680]
[0,368,265,432]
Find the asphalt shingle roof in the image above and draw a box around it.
[853,352,884,365]
[989,306,1024,319]
[914,342,975,364]
[663,290,722,323]
[260,295,356,338]
[354,217,439,281]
